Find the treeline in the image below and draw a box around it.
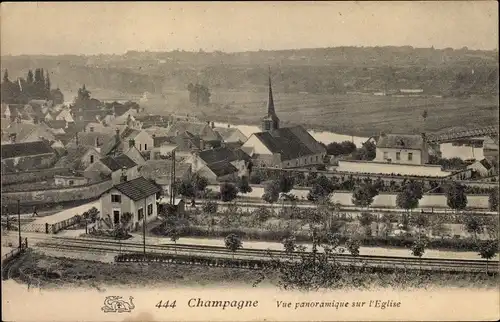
[1,69,64,104]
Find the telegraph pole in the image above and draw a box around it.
[17,200,22,249]
[143,198,147,259]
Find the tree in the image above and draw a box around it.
[282,235,297,254]
[488,187,498,211]
[358,212,374,237]
[351,183,378,208]
[3,69,9,83]
[27,70,34,84]
[88,207,100,223]
[464,215,483,241]
[193,174,209,193]
[220,182,238,202]
[202,200,218,214]
[446,182,468,213]
[478,239,498,273]
[253,207,271,228]
[237,176,253,194]
[345,238,361,257]
[411,238,428,272]
[176,179,196,199]
[277,174,295,193]
[262,181,280,208]
[120,212,133,233]
[224,234,243,258]
[396,181,424,215]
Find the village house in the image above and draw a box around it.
[467,158,497,178]
[136,114,170,128]
[1,140,57,172]
[65,131,115,153]
[84,154,139,184]
[241,72,326,169]
[44,120,68,134]
[1,123,56,144]
[100,128,154,156]
[439,136,495,161]
[185,146,251,183]
[55,108,75,124]
[54,145,102,172]
[374,133,430,165]
[166,120,221,148]
[139,159,192,195]
[214,126,248,144]
[99,176,161,231]
[85,122,113,134]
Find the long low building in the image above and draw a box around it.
[336,160,452,177]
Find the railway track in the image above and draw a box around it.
[34,237,498,274]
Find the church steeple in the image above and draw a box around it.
[261,66,280,133]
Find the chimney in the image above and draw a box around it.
[129,139,135,148]
[120,166,128,183]
[200,139,205,151]
[9,133,16,143]
[211,121,215,129]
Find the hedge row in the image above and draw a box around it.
[165,226,488,252]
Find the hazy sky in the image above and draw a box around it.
[1,2,498,56]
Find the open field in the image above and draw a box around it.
[91,88,498,137]
[10,251,499,290]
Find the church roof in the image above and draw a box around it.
[253,126,326,161]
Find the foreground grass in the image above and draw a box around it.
[14,251,498,290]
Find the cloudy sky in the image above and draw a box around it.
[1,2,498,55]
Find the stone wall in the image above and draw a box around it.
[1,180,113,205]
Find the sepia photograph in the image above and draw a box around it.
[1,2,499,321]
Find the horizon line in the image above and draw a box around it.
[2,44,498,58]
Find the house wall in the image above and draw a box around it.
[132,131,154,152]
[84,161,112,181]
[336,160,451,177]
[124,146,146,166]
[329,191,489,209]
[111,165,139,185]
[2,153,57,172]
[468,162,493,177]
[81,149,103,169]
[197,166,218,184]
[54,176,88,186]
[2,179,113,204]
[375,147,424,165]
[242,135,273,155]
[281,152,325,168]
[440,142,484,160]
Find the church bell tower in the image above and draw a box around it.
[261,67,280,133]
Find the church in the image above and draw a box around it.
[241,69,326,169]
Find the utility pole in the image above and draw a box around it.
[17,200,22,249]
[143,198,146,259]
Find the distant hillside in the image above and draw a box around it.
[1,46,498,98]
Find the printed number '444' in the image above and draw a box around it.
[156,300,177,309]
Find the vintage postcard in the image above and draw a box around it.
[1,1,499,321]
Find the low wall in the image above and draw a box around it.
[1,180,113,205]
[1,168,71,185]
[336,160,451,177]
[329,191,489,209]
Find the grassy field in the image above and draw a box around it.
[15,251,498,290]
[89,88,498,137]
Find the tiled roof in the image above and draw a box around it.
[54,146,96,170]
[198,147,241,165]
[153,136,171,148]
[479,159,493,170]
[145,126,171,137]
[45,120,67,129]
[100,154,137,172]
[253,125,326,161]
[112,176,161,201]
[206,161,238,177]
[377,134,425,150]
[167,121,219,141]
[139,159,191,184]
[214,127,248,143]
[69,132,114,148]
[1,140,55,159]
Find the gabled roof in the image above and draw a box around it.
[479,159,493,170]
[153,136,171,148]
[205,161,238,177]
[166,121,219,141]
[214,127,248,143]
[253,125,326,161]
[377,134,425,150]
[145,126,171,137]
[112,177,161,201]
[69,132,114,148]
[45,120,67,129]
[198,146,242,165]
[1,140,55,159]
[2,123,54,142]
[138,159,191,184]
[54,145,98,170]
[100,154,137,172]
